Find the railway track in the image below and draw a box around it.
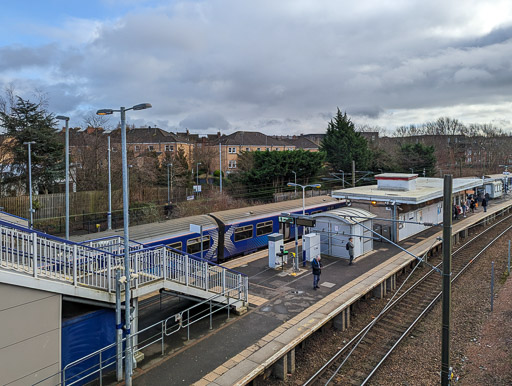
[304,210,512,386]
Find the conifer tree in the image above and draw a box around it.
[320,108,372,172]
[0,96,64,193]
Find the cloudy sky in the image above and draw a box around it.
[1,0,512,135]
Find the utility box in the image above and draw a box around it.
[303,233,320,263]
[268,233,285,268]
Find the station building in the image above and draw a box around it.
[331,173,483,243]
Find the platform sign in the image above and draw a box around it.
[296,217,316,227]
[278,216,294,224]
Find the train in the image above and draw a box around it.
[75,196,344,263]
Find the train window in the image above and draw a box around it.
[234,225,253,242]
[256,220,273,236]
[167,241,182,251]
[186,236,210,254]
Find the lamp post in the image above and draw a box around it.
[167,163,173,203]
[196,162,201,194]
[56,116,70,239]
[107,133,112,230]
[97,103,151,385]
[286,182,321,271]
[287,183,322,214]
[23,141,36,229]
[292,171,297,196]
[339,170,345,188]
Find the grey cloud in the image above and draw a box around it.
[0,44,60,71]
[3,1,512,134]
[179,111,230,131]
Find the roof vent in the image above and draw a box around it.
[375,173,418,191]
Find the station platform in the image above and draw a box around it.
[132,197,512,385]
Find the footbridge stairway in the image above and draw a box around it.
[0,219,249,309]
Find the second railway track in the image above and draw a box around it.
[305,209,512,386]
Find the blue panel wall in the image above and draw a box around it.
[62,309,116,385]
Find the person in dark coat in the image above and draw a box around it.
[482,197,488,212]
[347,237,355,265]
[311,255,322,290]
[470,199,476,213]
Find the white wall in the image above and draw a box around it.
[397,202,443,241]
[0,283,61,385]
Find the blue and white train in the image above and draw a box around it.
[74,196,344,262]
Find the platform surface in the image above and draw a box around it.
[132,196,512,385]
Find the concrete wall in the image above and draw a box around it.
[0,283,61,385]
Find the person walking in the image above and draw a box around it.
[347,237,355,265]
[461,201,467,218]
[482,197,488,212]
[311,255,322,290]
[470,198,476,213]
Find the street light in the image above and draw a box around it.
[196,162,201,193]
[106,132,112,230]
[287,182,322,214]
[56,115,70,239]
[292,171,297,196]
[23,141,36,229]
[167,163,173,203]
[96,102,151,385]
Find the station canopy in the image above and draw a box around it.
[312,207,376,224]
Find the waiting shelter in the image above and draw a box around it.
[311,207,376,260]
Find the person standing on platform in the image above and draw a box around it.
[482,197,488,212]
[347,237,355,265]
[470,198,476,213]
[311,255,322,290]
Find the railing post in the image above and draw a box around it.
[73,244,78,286]
[204,261,209,291]
[238,275,242,300]
[107,253,112,292]
[32,232,37,278]
[161,322,165,355]
[99,351,103,386]
[134,251,139,289]
[163,249,167,281]
[222,269,226,295]
[185,257,189,286]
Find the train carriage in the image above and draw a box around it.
[209,196,343,261]
[72,196,344,263]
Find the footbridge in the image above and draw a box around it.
[0,218,249,307]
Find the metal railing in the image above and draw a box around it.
[0,220,248,303]
[41,284,247,386]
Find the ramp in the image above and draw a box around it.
[0,220,248,306]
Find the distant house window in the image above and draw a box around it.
[228,147,237,154]
[275,148,279,151]
[257,148,261,151]
[246,147,250,151]
[229,160,237,169]
[134,145,140,151]
[266,148,270,151]
[148,145,155,151]
[165,145,174,152]
[288,147,293,150]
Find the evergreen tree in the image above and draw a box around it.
[320,109,372,172]
[233,149,325,201]
[0,96,64,193]
[398,143,436,176]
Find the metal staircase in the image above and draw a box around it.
[0,219,248,307]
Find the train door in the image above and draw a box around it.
[279,221,291,239]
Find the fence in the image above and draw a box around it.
[0,184,219,222]
[0,219,248,302]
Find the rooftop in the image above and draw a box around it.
[332,176,483,204]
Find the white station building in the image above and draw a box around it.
[331,173,483,243]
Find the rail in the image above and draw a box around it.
[0,220,248,303]
[305,207,512,385]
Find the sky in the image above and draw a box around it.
[1,0,512,135]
